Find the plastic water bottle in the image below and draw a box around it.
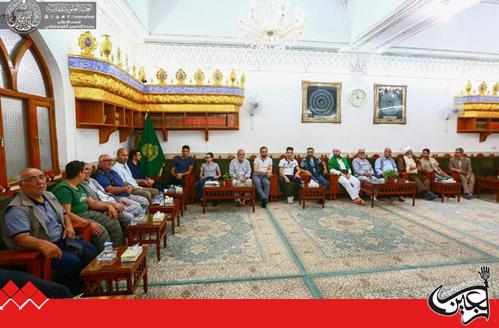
[159,191,164,206]
[103,241,113,254]
[138,208,146,222]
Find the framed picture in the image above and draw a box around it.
[373,84,407,124]
[302,81,341,123]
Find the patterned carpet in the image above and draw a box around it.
[135,196,498,299]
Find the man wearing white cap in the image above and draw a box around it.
[398,146,437,200]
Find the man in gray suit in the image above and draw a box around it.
[449,148,475,199]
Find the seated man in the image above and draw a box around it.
[93,154,149,209]
[113,148,159,204]
[449,147,475,199]
[374,147,404,202]
[374,148,398,178]
[278,147,303,204]
[229,149,253,206]
[128,149,165,191]
[82,163,142,232]
[420,148,451,180]
[300,147,329,188]
[398,146,437,200]
[328,148,364,205]
[352,149,378,182]
[170,145,195,186]
[252,146,273,208]
[2,168,96,295]
[53,160,124,250]
[196,152,221,201]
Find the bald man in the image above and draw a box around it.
[2,168,96,295]
[112,148,159,204]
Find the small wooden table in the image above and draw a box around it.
[202,186,256,213]
[299,185,326,209]
[361,180,417,208]
[149,199,181,234]
[431,181,461,203]
[165,191,187,216]
[127,214,167,261]
[477,177,499,203]
[80,246,148,297]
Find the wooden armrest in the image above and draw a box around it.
[73,221,91,242]
[0,250,51,280]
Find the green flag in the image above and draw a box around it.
[138,113,164,177]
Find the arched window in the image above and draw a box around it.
[0,29,59,185]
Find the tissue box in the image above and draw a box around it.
[121,246,143,262]
[152,212,165,222]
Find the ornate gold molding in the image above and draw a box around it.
[70,69,244,110]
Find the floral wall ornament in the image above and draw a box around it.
[478,82,488,95]
[78,31,97,57]
[194,69,205,85]
[156,68,168,85]
[100,34,112,61]
[176,69,187,85]
[212,69,223,86]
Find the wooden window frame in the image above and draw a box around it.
[0,32,59,186]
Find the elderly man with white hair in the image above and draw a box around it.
[328,148,364,205]
[352,149,378,182]
[398,146,437,200]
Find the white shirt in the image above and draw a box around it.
[254,157,273,175]
[112,162,140,188]
[279,158,298,176]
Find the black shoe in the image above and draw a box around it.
[261,199,267,208]
[463,193,472,200]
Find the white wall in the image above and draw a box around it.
[159,70,499,156]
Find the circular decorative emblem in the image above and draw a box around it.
[5,0,42,34]
[309,88,335,116]
[141,143,159,162]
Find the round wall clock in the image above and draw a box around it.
[350,88,367,107]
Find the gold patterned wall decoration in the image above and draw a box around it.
[156,68,168,85]
[100,34,112,61]
[175,69,186,85]
[194,69,205,85]
[212,70,223,86]
[69,32,245,114]
[78,31,97,57]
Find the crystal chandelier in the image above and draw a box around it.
[238,0,305,50]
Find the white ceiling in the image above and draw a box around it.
[121,0,499,61]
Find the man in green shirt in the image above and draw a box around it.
[53,161,123,251]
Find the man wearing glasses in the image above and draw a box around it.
[2,168,97,295]
[449,147,475,199]
[93,154,149,209]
